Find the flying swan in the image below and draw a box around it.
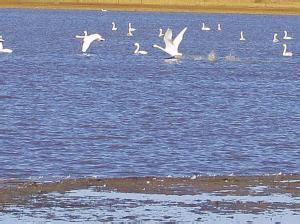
[0,36,13,53]
[153,27,187,58]
[75,31,105,53]
[134,43,148,55]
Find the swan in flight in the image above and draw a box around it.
[112,22,117,31]
[201,23,210,31]
[240,31,245,41]
[283,31,293,40]
[127,23,136,36]
[217,23,221,31]
[282,44,293,57]
[134,43,148,55]
[75,31,105,53]
[0,36,13,53]
[159,28,164,38]
[153,27,187,58]
[273,33,279,43]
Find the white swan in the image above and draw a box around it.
[159,28,164,38]
[127,23,136,36]
[283,31,293,40]
[0,36,13,53]
[282,44,293,57]
[134,43,148,55]
[153,27,187,58]
[75,31,105,53]
[240,31,245,41]
[201,23,210,31]
[273,33,279,43]
[217,23,221,31]
[112,22,117,31]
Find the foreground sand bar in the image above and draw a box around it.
[1,0,300,15]
[1,174,299,205]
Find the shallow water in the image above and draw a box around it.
[0,9,299,180]
[1,188,299,223]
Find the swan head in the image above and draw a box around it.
[84,31,88,36]
[0,36,4,42]
[152,44,159,48]
[134,43,139,46]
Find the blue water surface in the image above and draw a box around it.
[0,9,299,180]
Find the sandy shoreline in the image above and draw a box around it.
[1,174,299,205]
[1,2,300,15]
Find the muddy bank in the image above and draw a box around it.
[1,174,299,205]
[1,1,300,15]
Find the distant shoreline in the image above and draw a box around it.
[1,2,300,15]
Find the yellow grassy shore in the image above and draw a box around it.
[1,0,300,15]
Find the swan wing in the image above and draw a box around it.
[82,37,93,53]
[163,28,175,51]
[173,27,187,50]
[164,28,173,42]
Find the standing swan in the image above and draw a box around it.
[127,23,136,36]
[112,22,117,31]
[282,44,293,57]
[273,33,279,43]
[0,36,13,53]
[75,31,105,53]
[283,31,293,40]
[153,27,187,58]
[134,43,148,55]
[159,28,164,38]
[201,23,210,31]
[240,31,245,41]
[217,23,221,31]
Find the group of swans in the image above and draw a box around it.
[272,31,293,56]
[75,21,294,58]
[0,36,13,53]
[201,23,221,31]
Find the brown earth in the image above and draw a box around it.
[0,1,300,15]
[0,174,299,205]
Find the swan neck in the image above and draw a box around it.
[134,44,139,54]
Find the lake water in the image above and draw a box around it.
[0,9,299,180]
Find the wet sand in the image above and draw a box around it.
[1,1,300,15]
[1,174,299,205]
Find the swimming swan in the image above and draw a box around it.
[134,43,148,55]
[201,23,210,31]
[240,31,245,41]
[0,36,13,53]
[273,33,279,43]
[283,31,293,40]
[75,31,105,53]
[112,22,117,31]
[159,28,164,38]
[127,23,136,36]
[282,44,293,57]
[153,27,187,58]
